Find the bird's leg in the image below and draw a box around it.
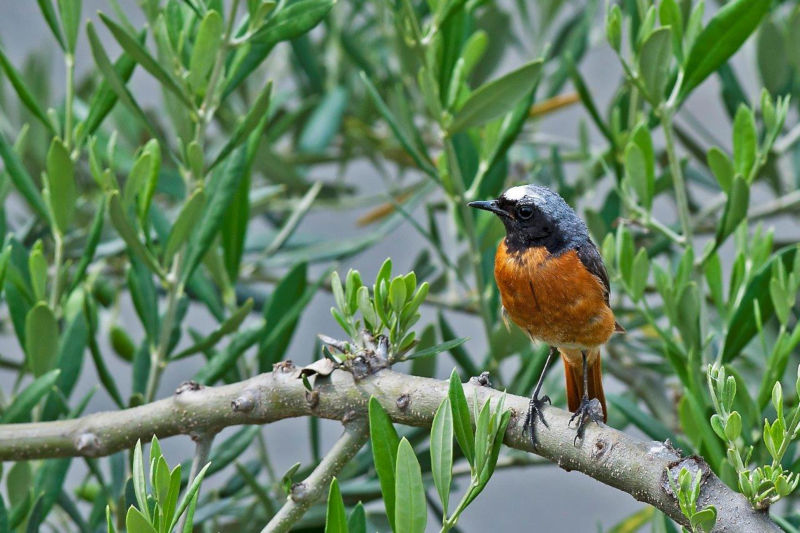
[523,345,556,447]
[569,351,604,444]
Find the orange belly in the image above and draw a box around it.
[494,241,615,349]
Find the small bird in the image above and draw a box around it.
[469,185,622,444]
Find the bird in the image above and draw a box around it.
[468,184,623,445]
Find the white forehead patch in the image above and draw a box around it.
[502,186,542,202]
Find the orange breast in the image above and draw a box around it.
[494,241,615,349]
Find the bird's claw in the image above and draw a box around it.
[569,396,604,445]
[523,394,551,447]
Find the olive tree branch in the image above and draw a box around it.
[0,366,778,531]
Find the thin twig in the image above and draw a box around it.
[178,431,216,532]
[260,419,368,533]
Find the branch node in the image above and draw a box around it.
[662,456,710,498]
[232,391,256,413]
[591,437,612,461]
[305,389,319,409]
[341,410,359,425]
[74,432,101,456]
[469,371,492,387]
[175,381,203,395]
[396,393,411,410]
[273,360,296,374]
[289,481,309,503]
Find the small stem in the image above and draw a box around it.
[64,54,75,149]
[50,231,64,312]
[144,259,184,403]
[261,419,368,533]
[661,110,693,246]
[178,432,216,532]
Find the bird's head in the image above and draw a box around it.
[468,185,589,254]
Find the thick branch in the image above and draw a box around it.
[0,366,776,532]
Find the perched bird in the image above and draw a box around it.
[469,185,622,444]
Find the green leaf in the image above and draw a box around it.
[715,176,749,246]
[25,303,59,377]
[57,0,82,52]
[430,398,453,513]
[136,140,161,224]
[163,188,206,266]
[171,299,253,360]
[707,147,733,194]
[132,440,150,520]
[188,10,223,94]
[624,143,649,209]
[638,27,672,103]
[45,138,77,233]
[181,147,248,284]
[169,462,210,531]
[405,337,468,360]
[108,192,163,277]
[98,12,191,107]
[1,369,60,423]
[368,396,399,528]
[257,262,308,371]
[0,132,49,220]
[448,369,474,465]
[225,0,336,95]
[299,86,348,153]
[126,506,156,533]
[0,46,56,134]
[28,242,48,302]
[324,478,347,533]
[347,502,367,533]
[448,59,543,133]
[394,438,426,533]
[87,22,158,139]
[756,20,790,95]
[679,0,770,101]
[658,0,683,59]
[7,461,32,510]
[194,324,265,384]
[629,248,650,302]
[37,0,67,50]
[210,81,272,169]
[606,4,622,52]
[732,105,757,179]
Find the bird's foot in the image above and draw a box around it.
[523,393,550,447]
[569,396,604,445]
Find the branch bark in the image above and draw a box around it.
[0,365,777,532]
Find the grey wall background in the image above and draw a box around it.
[0,0,768,530]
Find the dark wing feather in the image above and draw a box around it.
[576,242,610,305]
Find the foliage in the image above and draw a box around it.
[0,0,799,530]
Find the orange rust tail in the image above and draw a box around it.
[561,348,607,422]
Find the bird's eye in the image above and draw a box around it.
[517,205,534,220]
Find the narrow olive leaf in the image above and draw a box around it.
[163,188,205,266]
[25,303,59,377]
[41,311,88,420]
[181,148,248,284]
[732,105,757,179]
[36,0,66,49]
[394,439,426,533]
[132,440,150,521]
[209,81,272,169]
[0,46,56,134]
[224,0,335,95]
[359,73,436,177]
[28,243,48,302]
[405,337,468,360]
[126,506,156,533]
[45,138,77,233]
[448,59,543,133]
[56,0,81,52]
[107,192,163,277]
[348,502,367,533]
[79,46,138,142]
[707,147,733,194]
[136,139,161,224]
[98,12,191,107]
[169,463,211,531]
[299,86,348,153]
[1,369,60,423]
[430,398,453,514]
[723,246,798,362]
[0,133,49,220]
[638,27,672,104]
[324,478,347,533]
[368,396,400,528]
[84,300,126,408]
[448,369,475,465]
[193,324,265,384]
[679,0,770,102]
[86,22,158,138]
[171,298,253,360]
[624,143,649,209]
[659,0,683,59]
[188,9,223,94]
[68,196,106,294]
[715,176,749,246]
